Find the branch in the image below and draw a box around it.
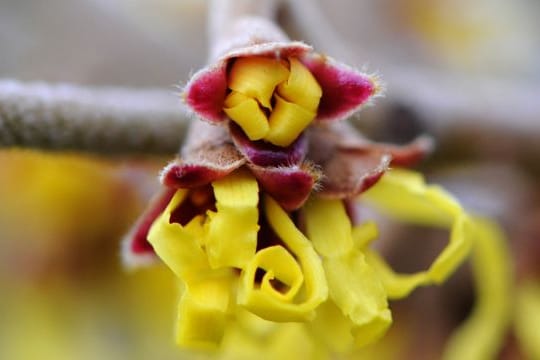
[0,79,190,154]
[208,0,280,60]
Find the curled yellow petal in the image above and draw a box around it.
[257,246,304,302]
[304,197,392,348]
[147,190,209,279]
[223,92,269,140]
[265,94,316,147]
[206,169,259,269]
[442,218,512,360]
[241,245,305,316]
[228,56,289,110]
[225,56,321,147]
[362,169,474,299]
[176,269,236,349]
[238,196,328,322]
[277,57,322,111]
[515,280,540,360]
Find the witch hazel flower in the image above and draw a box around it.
[123,155,475,352]
[183,16,380,148]
[121,117,472,353]
[120,11,508,358]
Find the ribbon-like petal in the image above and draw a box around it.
[362,169,474,298]
[205,170,259,269]
[238,196,328,321]
[175,269,237,349]
[442,218,512,360]
[304,197,392,347]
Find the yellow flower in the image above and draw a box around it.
[238,195,327,322]
[146,167,481,355]
[304,197,392,349]
[147,169,328,349]
[223,56,322,147]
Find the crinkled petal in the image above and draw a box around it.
[442,218,513,360]
[205,169,259,269]
[304,197,391,347]
[176,269,237,349]
[147,190,209,279]
[121,188,176,267]
[362,169,474,298]
[230,122,308,167]
[323,251,392,348]
[309,300,355,352]
[238,196,328,321]
[248,162,321,211]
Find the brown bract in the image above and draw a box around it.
[309,122,433,199]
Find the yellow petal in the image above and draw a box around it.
[238,196,328,322]
[176,269,236,349]
[304,197,391,348]
[324,251,392,348]
[228,56,289,110]
[442,218,513,360]
[258,246,305,302]
[515,281,540,360]
[363,250,429,299]
[147,190,209,279]
[206,169,259,269]
[265,94,316,147]
[223,91,269,140]
[309,300,355,353]
[277,57,322,112]
[304,197,354,258]
[352,221,379,250]
[362,169,474,298]
[363,169,463,227]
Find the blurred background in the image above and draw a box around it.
[1,0,539,359]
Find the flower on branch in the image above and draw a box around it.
[120,12,508,358]
[183,17,380,148]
